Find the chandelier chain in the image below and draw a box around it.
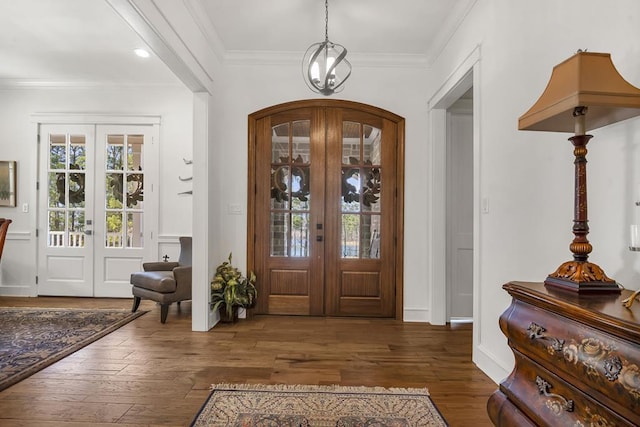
[324,0,329,42]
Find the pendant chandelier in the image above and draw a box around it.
[302,0,351,96]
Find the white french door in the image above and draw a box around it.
[37,123,158,297]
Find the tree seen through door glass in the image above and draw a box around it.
[47,134,87,247]
[105,134,144,248]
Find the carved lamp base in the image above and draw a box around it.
[545,261,621,293]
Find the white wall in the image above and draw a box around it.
[0,84,193,295]
[429,0,640,382]
[212,57,432,319]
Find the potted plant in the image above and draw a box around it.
[210,253,257,322]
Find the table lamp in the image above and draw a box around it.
[519,51,640,293]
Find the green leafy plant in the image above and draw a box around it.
[210,253,257,319]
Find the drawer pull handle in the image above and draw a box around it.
[527,322,565,353]
[536,376,574,413]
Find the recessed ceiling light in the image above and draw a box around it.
[134,48,150,58]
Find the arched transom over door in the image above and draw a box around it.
[248,100,405,318]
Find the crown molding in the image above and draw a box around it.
[0,78,184,89]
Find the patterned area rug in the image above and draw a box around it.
[0,307,146,392]
[191,383,448,426]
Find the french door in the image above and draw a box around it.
[37,123,157,297]
[249,100,404,318]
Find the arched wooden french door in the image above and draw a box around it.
[248,100,404,318]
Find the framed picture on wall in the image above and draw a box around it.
[0,161,16,207]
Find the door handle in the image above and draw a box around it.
[316,235,323,242]
[84,230,93,236]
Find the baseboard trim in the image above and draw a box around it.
[474,342,511,384]
[0,285,37,297]
[402,307,430,323]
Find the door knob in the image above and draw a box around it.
[316,235,323,242]
[84,230,93,235]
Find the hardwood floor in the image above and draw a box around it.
[0,297,497,426]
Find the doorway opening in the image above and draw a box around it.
[428,46,480,326]
[248,100,405,318]
[36,117,159,298]
[446,88,474,322]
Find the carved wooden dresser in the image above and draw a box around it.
[487,281,640,426]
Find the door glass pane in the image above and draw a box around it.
[363,124,381,164]
[106,173,124,209]
[49,172,64,208]
[362,215,381,259]
[48,211,65,247]
[341,167,360,211]
[104,134,145,249]
[271,166,290,210]
[362,167,381,213]
[270,120,311,257]
[343,121,360,163]
[127,135,144,171]
[49,135,66,169]
[68,211,85,247]
[341,121,382,259]
[341,214,360,258]
[106,135,124,170]
[46,133,86,248]
[105,212,123,247]
[291,166,310,210]
[270,212,289,256]
[291,212,309,257]
[272,123,290,163]
[127,212,143,248]
[126,173,144,208]
[68,171,85,208]
[69,136,86,169]
[292,121,311,163]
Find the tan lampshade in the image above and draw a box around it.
[519,51,640,132]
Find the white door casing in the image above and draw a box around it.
[37,118,159,297]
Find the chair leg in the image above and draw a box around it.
[132,296,141,313]
[160,304,169,323]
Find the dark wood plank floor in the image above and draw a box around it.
[0,297,497,426]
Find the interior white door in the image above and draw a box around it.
[38,123,157,297]
[446,109,473,320]
[38,125,96,296]
[93,125,155,297]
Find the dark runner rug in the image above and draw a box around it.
[0,307,146,392]
[191,383,448,426]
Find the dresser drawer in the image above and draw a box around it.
[501,350,634,427]
[501,298,640,424]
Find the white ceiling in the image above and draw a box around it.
[0,0,475,87]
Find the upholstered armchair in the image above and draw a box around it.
[130,236,192,323]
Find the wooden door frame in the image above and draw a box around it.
[247,99,405,320]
